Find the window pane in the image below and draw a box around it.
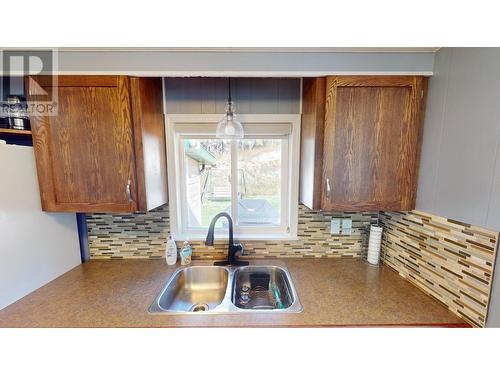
[183,139,231,228]
[237,139,282,227]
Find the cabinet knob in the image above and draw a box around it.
[325,177,331,198]
[126,178,132,203]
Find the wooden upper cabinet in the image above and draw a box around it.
[300,76,428,211]
[129,77,168,212]
[26,75,167,213]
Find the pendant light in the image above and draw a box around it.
[216,77,244,139]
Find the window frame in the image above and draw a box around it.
[165,114,301,241]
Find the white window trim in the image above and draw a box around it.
[165,114,301,241]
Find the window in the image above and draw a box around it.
[166,114,300,240]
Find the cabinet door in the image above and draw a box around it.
[300,77,326,210]
[322,76,427,211]
[130,77,168,211]
[27,75,138,212]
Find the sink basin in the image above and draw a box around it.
[155,266,229,312]
[149,264,302,314]
[231,266,295,310]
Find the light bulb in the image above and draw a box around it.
[216,101,244,139]
[225,122,235,135]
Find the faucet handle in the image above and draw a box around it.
[235,243,244,255]
[229,243,249,266]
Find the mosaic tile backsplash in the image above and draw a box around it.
[86,204,500,327]
[87,204,378,260]
[379,211,499,327]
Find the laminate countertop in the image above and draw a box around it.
[0,259,469,327]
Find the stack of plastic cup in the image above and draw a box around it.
[367,225,383,265]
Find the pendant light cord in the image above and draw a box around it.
[228,77,232,103]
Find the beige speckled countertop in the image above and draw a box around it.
[0,259,469,327]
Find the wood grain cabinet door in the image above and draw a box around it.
[129,77,168,212]
[321,76,427,211]
[27,75,138,212]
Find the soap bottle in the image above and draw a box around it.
[180,241,192,266]
[165,235,177,265]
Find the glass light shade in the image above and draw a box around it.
[216,101,244,139]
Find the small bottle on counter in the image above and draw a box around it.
[165,235,177,266]
[180,241,192,266]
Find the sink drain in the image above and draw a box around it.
[190,303,209,312]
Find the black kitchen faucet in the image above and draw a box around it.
[205,212,249,266]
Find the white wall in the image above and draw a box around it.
[0,143,81,310]
[417,48,500,231]
[415,47,500,327]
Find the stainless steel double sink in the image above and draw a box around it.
[149,265,302,314]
